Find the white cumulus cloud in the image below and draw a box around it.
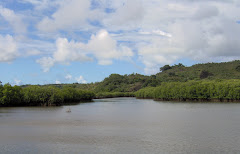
[13,79,22,86]
[85,29,134,65]
[55,80,61,84]
[65,74,72,80]
[2,0,240,75]
[75,76,87,84]
[37,29,133,72]
[36,57,55,72]
[0,35,18,62]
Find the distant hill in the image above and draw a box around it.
[156,60,240,82]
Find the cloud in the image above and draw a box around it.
[20,0,58,10]
[37,29,133,72]
[17,38,56,56]
[2,0,240,76]
[138,37,181,74]
[84,29,134,65]
[139,29,172,37]
[0,35,18,62]
[13,79,22,86]
[23,50,42,57]
[37,0,93,32]
[55,80,61,84]
[75,76,87,84]
[65,74,72,80]
[53,37,93,64]
[103,0,144,31]
[104,0,240,74]
[36,57,55,72]
[193,5,219,20]
[0,6,27,34]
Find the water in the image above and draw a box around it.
[1,97,240,153]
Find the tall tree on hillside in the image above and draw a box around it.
[160,65,172,72]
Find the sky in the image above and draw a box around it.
[0,0,240,85]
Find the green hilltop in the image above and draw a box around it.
[156,60,240,82]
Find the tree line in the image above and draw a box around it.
[135,79,240,102]
[1,79,240,106]
[0,84,95,107]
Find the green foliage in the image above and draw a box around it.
[174,63,185,67]
[135,87,156,98]
[62,86,95,102]
[135,80,240,101]
[236,65,240,72]
[23,86,64,106]
[0,85,95,107]
[93,73,151,93]
[200,70,213,79]
[95,92,135,99]
[0,84,23,106]
[156,60,240,82]
[160,65,172,72]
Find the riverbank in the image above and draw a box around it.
[154,98,240,102]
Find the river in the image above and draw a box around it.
[1,97,240,153]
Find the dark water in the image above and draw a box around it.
[1,97,240,153]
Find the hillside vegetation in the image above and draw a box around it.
[156,60,240,82]
[78,60,240,94]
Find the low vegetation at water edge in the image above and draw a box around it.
[0,84,95,107]
[135,80,240,101]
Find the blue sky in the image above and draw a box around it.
[0,0,240,85]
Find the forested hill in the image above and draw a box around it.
[156,60,240,82]
[63,60,240,93]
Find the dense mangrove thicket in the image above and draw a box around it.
[0,84,95,107]
[95,92,135,99]
[135,80,240,101]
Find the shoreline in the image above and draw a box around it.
[2,96,240,107]
[0,99,94,107]
[137,97,240,103]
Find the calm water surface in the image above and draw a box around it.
[1,97,240,153]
